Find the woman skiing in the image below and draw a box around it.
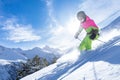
[74,11,99,51]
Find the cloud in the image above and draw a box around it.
[44,0,85,50]
[45,0,59,26]
[2,18,41,42]
[45,16,82,50]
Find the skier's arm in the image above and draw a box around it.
[74,26,83,39]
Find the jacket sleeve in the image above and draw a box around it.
[76,25,83,34]
[74,25,83,38]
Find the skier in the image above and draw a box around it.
[74,11,99,51]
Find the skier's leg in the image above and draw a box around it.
[85,35,92,50]
[79,42,85,51]
[79,36,87,51]
[79,27,99,51]
[84,27,94,50]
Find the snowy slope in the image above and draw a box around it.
[98,10,120,28]
[59,37,120,80]
[21,16,120,80]
[102,16,120,30]
[20,37,120,80]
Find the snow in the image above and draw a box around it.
[98,10,120,28]
[57,48,80,64]
[21,16,120,80]
[62,61,120,80]
[0,59,10,65]
[19,63,57,80]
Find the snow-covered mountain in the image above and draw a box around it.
[22,46,62,63]
[0,45,62,62]
[0,45,27,61]
[0,45,62,80]
[21,16,120,80]
[0,60,17,80]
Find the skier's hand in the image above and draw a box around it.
[74,35,78,39]
[74,33,79,39]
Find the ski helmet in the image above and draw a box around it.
[77,11,86,22]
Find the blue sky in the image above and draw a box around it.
[0,0,120,50]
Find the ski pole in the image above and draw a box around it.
[97,39,106,44]
[78,38,106,44]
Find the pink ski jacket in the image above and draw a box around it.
[81,16,98,30]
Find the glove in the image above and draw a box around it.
[74,32,79,39]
